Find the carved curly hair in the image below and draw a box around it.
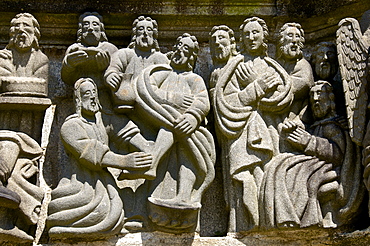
[128,16,160,51]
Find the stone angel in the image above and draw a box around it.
[336,15,370,146]
[336,12,369,214]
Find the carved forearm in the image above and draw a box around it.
[304,135,343,167]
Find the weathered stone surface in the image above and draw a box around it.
[0,1,370,245]
[47,78,153,240]
[0,12,52,244]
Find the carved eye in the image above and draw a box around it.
[92,21,99,27]
[327,51,334,56]
[147,27,153,32]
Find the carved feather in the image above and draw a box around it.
[337,18,369,146]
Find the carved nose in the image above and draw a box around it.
[17,24,24,31]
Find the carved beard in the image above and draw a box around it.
[136,34,154,51]
[312,101,330,119]
[315,62,336,80]
[212,44,231,63]
[81,98,99,116]
[12,31,34,50]
[171,49,190,69]
[82,30,100,46]
[280,42,302,60]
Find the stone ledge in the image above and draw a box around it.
[40,229,370,246]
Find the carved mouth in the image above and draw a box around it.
[320,62,329,68]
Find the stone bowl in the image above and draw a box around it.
[0,76,47,97]
[147,197,201,234]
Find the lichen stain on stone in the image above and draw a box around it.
[210,0,225,15]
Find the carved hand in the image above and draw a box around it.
[170,93,194,109]
[0,49,12,59]
[123,152,152,171]
[235,62,258,87]
[282,120,298,132]
[65,50,89,67]
[181,94,194,109]
[286,127,311,151]
[106,73,121,91]
[95,50,110,71]
[174,113,198,136]
[257,73,280,94]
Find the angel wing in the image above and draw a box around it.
[337,17,369,146]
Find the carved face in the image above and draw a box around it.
[11,16,35,52]
[242,21,264,55]
[81,15,102,46]
[135,20,154,51]
[310,84,331,119]
[210,30,231,63]
[281,26,303,59]
[314,46,338,80]
[170,36,194,69]
[80,81,100,117]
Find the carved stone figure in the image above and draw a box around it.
[276,22,314,126]
[133,33,215,233]
[102,16,169,231]
[336,12,370,218]
[61,12,118,110]
[0,131,43,242]
[0,13,48,88]
[0,13,51,140]
[0,13,51,243]
[104,16,169,112]
[209,25,238,101]
[265,81,363,229]
[213,17,295,232]
[311,42,338,82]
[311,41,344,115]
[47,78,153,239]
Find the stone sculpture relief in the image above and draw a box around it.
[0,13,51,243]
[211,17,363,232]
[61,12,118,110]
[212,17,294,232]
[281,81,363,228]
[0,13,51,140]
[133,33,215,233]
[0,8,368,244]
[105,15,169,112]
[0,13,48,87]
[101,16,170,232]
[336,13,370,220]
[47,78,153,239]
[310,41,345,116]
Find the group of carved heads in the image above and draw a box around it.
[0,9,369,243]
